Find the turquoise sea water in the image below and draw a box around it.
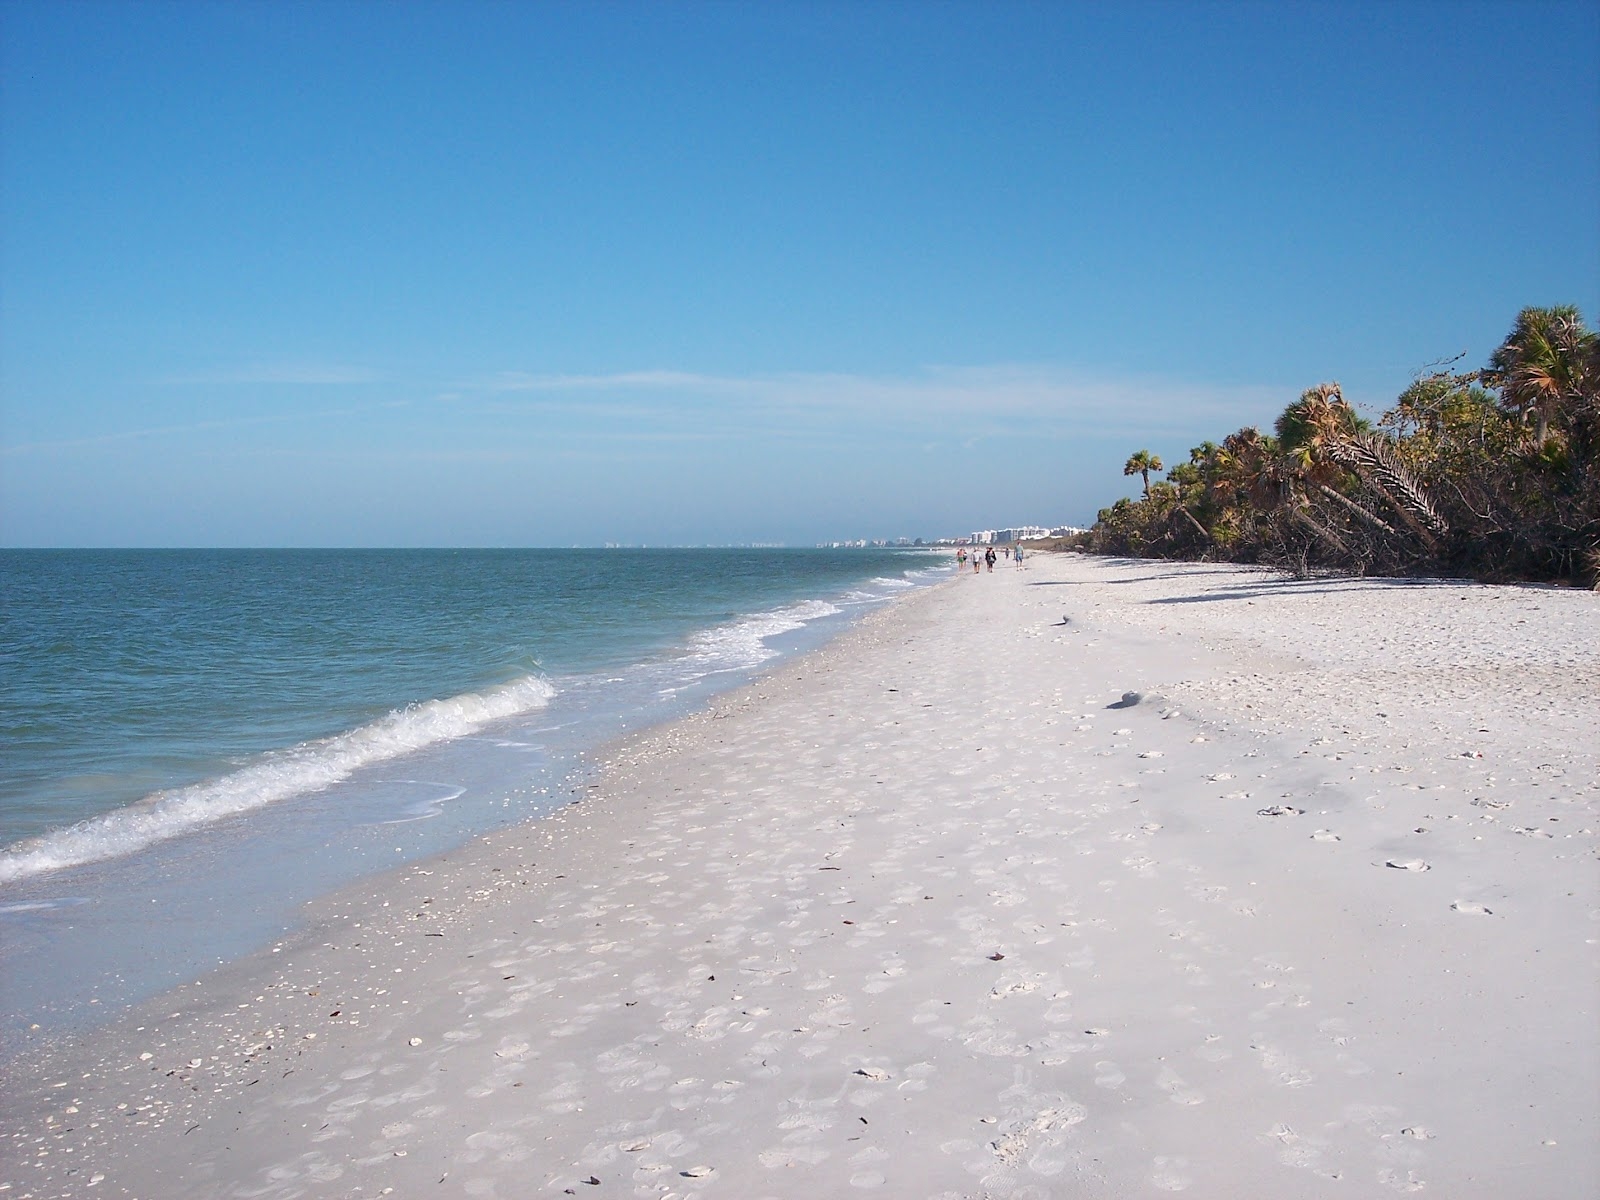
[0,547,946,1035]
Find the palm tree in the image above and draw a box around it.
[1165,461,1201,501]
[1483,305,1598,449]
[1162,462,1210,540]
[1275,383,1365,454]
[1211,428,1276,511]
[1276,382,1447,552]
[1123,449,1163,499]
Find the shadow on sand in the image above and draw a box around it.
[1031,558,1478,604]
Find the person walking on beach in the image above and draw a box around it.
[984,547,996,572]
[957,547,968,571]
[1014,544,1024,567]
[973,549,982,573]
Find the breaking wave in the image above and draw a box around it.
[0,676,556,885]
[681,598,842,674]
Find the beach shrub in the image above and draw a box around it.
[1080,305,1600,586]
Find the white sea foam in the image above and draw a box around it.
[0,675,557,885]
[843,567,944,606]
[378,783,468,825]
[679,598,842,677]
[0,896,89,914]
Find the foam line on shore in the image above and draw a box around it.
[0,675,557,884]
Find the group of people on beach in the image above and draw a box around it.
[956,544,1024,573]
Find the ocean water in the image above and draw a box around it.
[0,548,947,1037]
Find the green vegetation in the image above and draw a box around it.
[1079,306,1600,586]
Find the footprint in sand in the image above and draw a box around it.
[1093,1060,1125,1089]
[1450,900,1494,915]
[1318,1016,1353,1045]
[1267,1123,1338,1177]
[988,1105,1089,1169]
[758,1145,830,1168]
[989,975,1042,1000]
[1384,859,1430,872]
[1377,1166,1427,1192]
[1156,1066,1205,1105]
[1150,1155,1192,1191]
[895,1063,936,1094]
[1312,829,1341,842]
[1252,1040,1314,1087]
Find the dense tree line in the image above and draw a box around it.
[1078,306,1600,587]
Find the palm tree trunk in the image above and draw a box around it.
[1176,505,1209,539]
[1312,482,1397,535]
[1290,503,1350,555]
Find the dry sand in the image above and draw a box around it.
[4,553,1597,1199]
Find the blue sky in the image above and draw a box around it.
[3,0,1596,547]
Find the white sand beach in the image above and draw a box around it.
[4,553,1597,1199]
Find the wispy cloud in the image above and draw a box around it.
[0,404,381,457]
[159,364,383,386]
[17,362,1288,460]
[465,364,1285,438]
[487,369,740,393]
